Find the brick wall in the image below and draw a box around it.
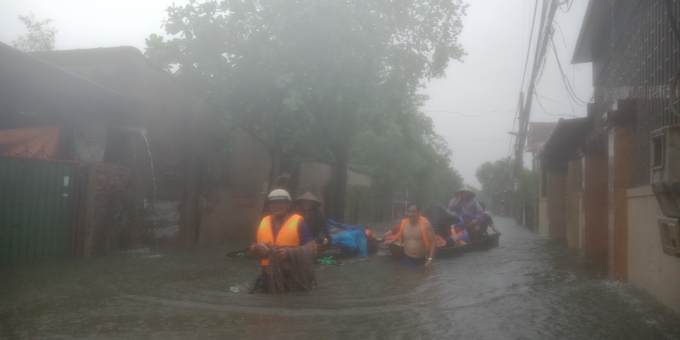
[83,163,132,255]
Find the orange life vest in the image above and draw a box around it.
[256,214,303,266]
[398,216,431,251]
[456,228,468,246]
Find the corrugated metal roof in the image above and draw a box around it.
[536,117,590,170]
[0,42,127,121]
[572,0,642,64]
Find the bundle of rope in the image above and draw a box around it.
[267,246,317,294]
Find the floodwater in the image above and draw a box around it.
[2,216,680,339]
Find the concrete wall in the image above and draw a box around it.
[578,193,585,249]
[608,123,636,280]
[627,186,680,313]
[296,162,333,207]
[583,154,609,262]
[197,131,271,243]
[566,159,582,248]
[547,171,567,240]
[538,198,549,237]
[295,161,373,207]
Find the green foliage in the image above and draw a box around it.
[475,158,514,198]
[516,168,538,206]
[13,12,57,52]
[146,0,467,215]
[350,99,463,207]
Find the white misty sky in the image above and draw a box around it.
[0,0,593,188]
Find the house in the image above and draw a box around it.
[526,122,557,155]
[524,122,557,230]
[535,0,680,312]
[0,43,271,260]
[534,118,589,247]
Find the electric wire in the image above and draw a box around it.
[536,93,575,110]
[550,39,589,106]
[422,109,516,117]
[534,89,578,117]
[520,0,542,92]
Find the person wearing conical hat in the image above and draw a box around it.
[293,191,329,245]
[448,187,485,241]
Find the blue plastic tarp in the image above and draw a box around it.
[326,220,368,258]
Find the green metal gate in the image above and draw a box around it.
[0,157,77,262]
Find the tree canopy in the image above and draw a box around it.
[146,0,467,219]
[13,12,57,52]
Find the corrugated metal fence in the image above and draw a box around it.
[0,156,77,262]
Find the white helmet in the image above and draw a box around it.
[267,189,291,202]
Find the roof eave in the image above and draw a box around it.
[572,0,597,64]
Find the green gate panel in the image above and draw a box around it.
[0,157,76,262]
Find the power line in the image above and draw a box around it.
[553,21,568,49]
[534,89,578,117]
[422,109,516,117]
[535,93,576,110]
[450,137,509,141]
[520,0,542,92]
[513,0,539,160]
[558,0,573,13]
[514,0,560,177]
[550,39,589,106]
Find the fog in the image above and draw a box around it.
[0,0,593,187]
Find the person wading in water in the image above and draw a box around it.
[248,189,317,293]
[385,203,436,267]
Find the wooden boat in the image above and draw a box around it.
[388,233,500,260]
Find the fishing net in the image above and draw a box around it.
[267,246,317,294]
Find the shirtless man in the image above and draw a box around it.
[385,203,436,267]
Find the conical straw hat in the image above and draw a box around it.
[455,186,475,198]
[295,191,322,206]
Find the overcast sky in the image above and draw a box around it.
[0,0,593,188]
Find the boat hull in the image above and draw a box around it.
[388,233,500,260]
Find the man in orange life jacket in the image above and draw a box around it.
[385,202,436,267]
[248,189,317,293]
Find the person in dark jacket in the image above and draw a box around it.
[423,205,460,247]
[479,202,501,236]
[293,191,329,245]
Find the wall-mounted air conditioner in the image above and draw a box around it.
[650,125,680,218]
[658,218,680,258]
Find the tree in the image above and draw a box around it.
[475,158,514,214]
[350,95,463,208]
[13,12,57,52]
[146,0,466,220]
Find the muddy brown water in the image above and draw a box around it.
[2,216,680,339]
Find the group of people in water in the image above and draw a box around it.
[247,186,500,293]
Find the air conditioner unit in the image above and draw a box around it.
[658,217,680,258]
[650,125,680,218]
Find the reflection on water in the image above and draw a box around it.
[2,216,680,339]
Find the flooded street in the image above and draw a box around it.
[2,216,680,339]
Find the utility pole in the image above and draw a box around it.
[513,0,559,179]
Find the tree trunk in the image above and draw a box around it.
[267,148,282,193]
[266,115,281,194]
[383,181,394,222]
[330,147,349,222]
